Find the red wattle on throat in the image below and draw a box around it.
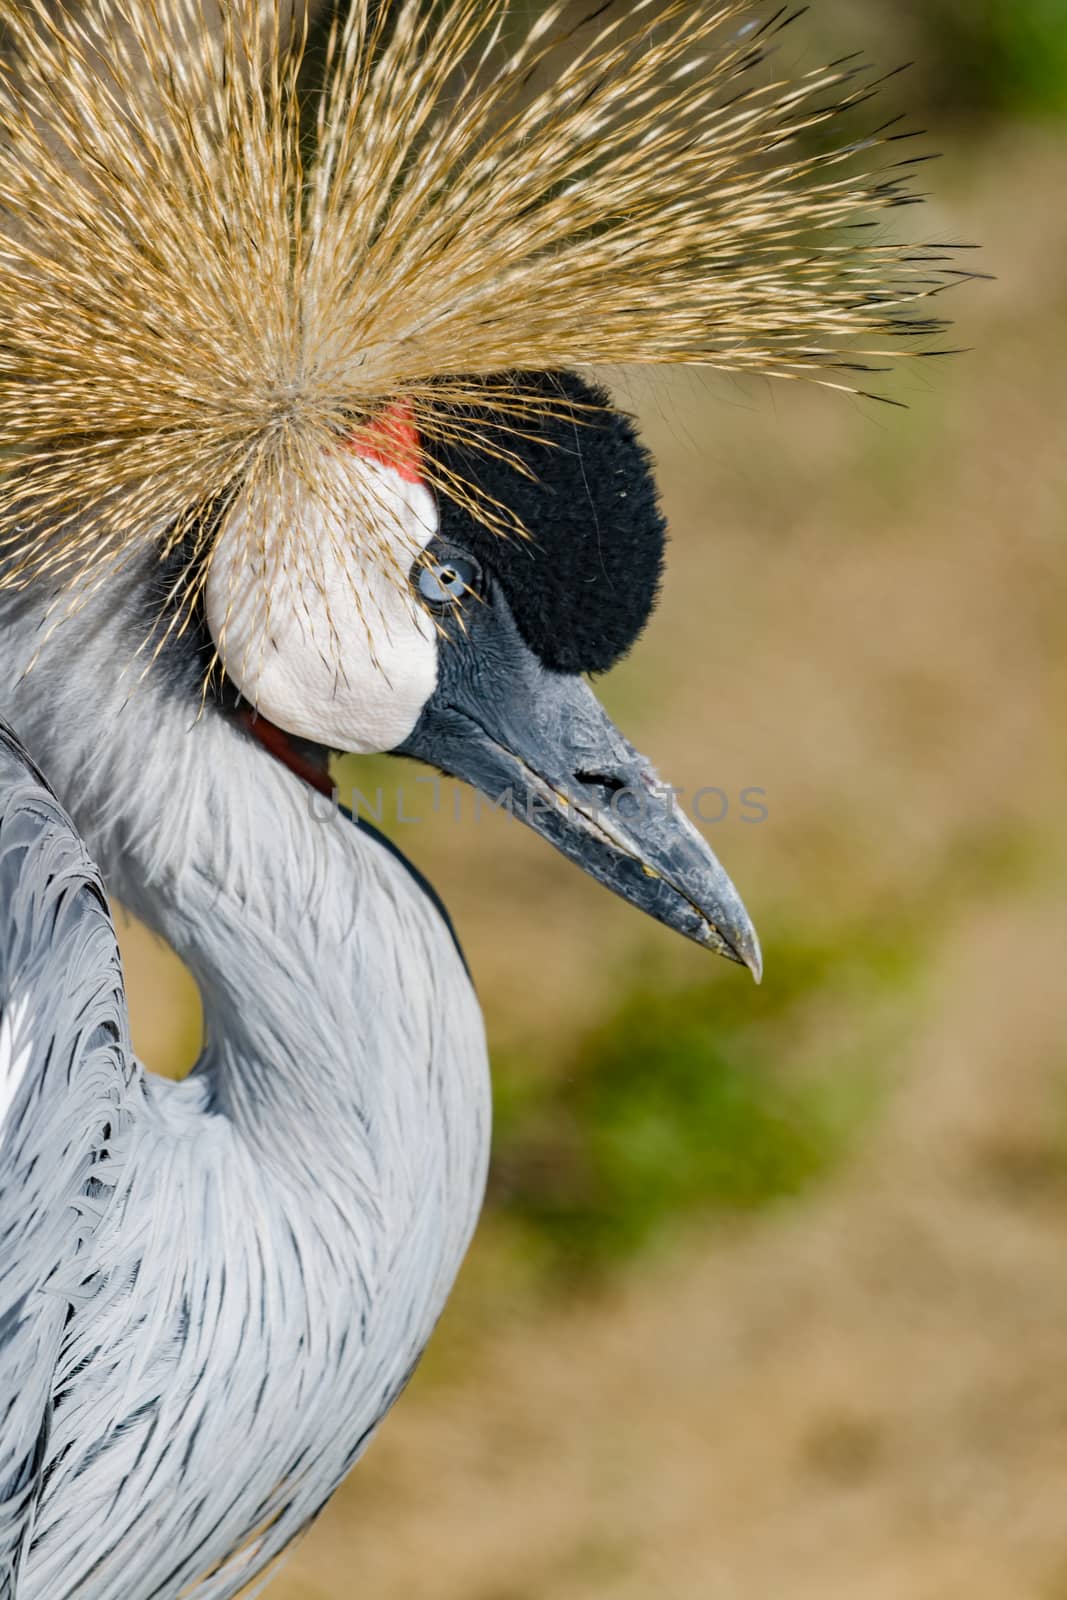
[240,709,335,798]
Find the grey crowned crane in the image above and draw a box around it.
[0,1,960,1595]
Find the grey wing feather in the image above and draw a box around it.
[0,721,133,1597]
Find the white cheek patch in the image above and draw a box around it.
[206,452,440,754]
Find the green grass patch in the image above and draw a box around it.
[488,921,922,1278]
[923,1,1067,118]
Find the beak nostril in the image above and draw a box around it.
[575,768,628,798]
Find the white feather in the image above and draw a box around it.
[205,453,440,753]
[0,995,31,1135]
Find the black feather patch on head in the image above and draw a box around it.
[430,372,666,675]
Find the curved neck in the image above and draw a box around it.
[0,578,489,1240]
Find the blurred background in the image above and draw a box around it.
[120,3,1066,1596]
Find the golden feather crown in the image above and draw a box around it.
[0,0,964,608]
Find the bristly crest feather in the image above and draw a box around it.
[0,0,965,619]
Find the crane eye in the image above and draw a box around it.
[415,552,481,609]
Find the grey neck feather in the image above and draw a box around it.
[0,561,492,1598]
[0,564,489,1235]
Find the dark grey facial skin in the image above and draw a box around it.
[395,543,762,977]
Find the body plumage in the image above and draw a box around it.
[1,568,488,1597]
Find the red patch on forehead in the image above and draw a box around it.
[346,400,423,485]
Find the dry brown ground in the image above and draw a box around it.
[120,135,1067,1598]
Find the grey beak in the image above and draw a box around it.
[395,583,761,980]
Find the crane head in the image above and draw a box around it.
[205,373,761,979]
